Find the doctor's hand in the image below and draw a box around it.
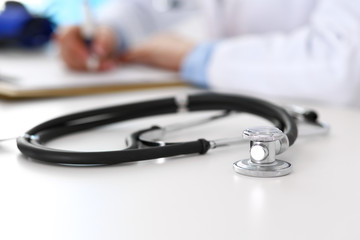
[56,26,119,71]
[122,34,195,71]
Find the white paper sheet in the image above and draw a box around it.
[0,49,179,91]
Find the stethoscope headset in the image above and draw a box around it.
[15,92,328,177]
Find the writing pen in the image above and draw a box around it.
[81,0,99,71]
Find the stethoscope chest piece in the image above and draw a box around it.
[233,126,292,177]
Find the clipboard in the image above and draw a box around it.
[0,50,185,99]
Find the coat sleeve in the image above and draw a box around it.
[205,0,360,106]
[95,0,198,49]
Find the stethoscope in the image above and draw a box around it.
[14,93,329,177]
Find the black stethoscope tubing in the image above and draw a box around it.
[16,93,298,165]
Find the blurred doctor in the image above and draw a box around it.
[57,0,360,107]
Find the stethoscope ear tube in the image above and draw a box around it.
[187,93,297,146]
[16,93,298,165]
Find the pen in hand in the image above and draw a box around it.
[81,0,99,71]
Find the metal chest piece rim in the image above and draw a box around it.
[233,126,292,178]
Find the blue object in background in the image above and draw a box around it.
[0,0,109,48]
[0,1,55,48]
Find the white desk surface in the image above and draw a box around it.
[0,86,359,240]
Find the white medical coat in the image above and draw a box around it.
[98,0,360,107]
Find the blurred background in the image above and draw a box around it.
[0,0,110,48]
[0,0,108,25]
